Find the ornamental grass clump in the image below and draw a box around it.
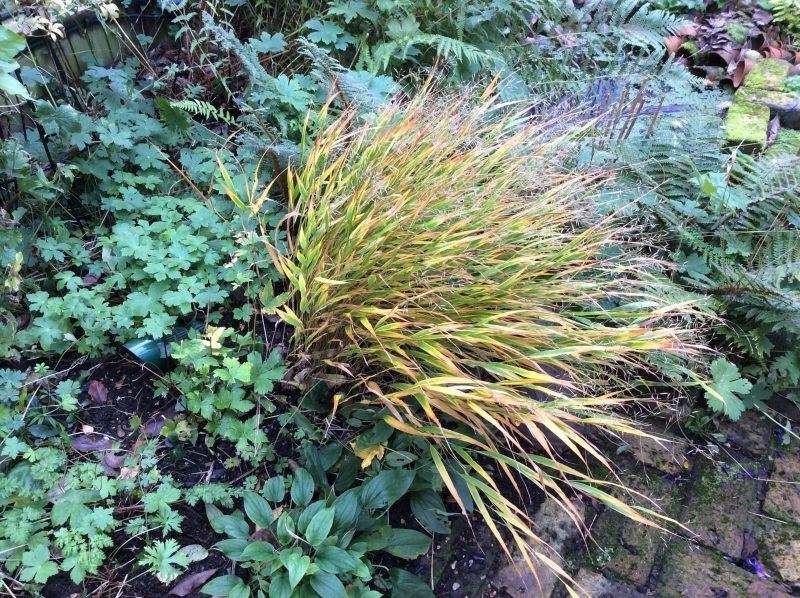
[259,86,699,591]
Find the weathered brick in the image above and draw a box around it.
[724,101,770,149]
[743,58,791,91]
[736,88,800,129]
[588,468,682,586]
[656,541,791,598]
[682,458,764,558]
[764,444,800,524]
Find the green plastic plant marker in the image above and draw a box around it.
[121,321,205,371]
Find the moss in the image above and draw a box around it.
[743,58,791,91]
[724,101,769,148]
[756,521,800,580]
[736,87,799,110]
[679,40,698,55]
[786,75,800,97]
[724,22,749,45]
[689,464,726,504]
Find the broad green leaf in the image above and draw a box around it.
[20,545,58,584]
[291,468,314,506]
[243,491,273,528]
[315,546,359,574]
[309,571,347,598]
[218,514,250,539]
[205,502,225,534]
[269,571,292,598]
[360,469,415,510]
[304,507,335,547]
[201,574,245,596]
[0,26,26,58]
[241,541,276,563]
[332,487,361,533]
[0,72,30,99]
[249,31,286,53]
[703,358,751,421]
[383,528,431,559]
[276,512,296,545]
[213,539,249,561]
[279,548,311,589]
[389,568,433,598]
[263,475,286,503]
[297,500,326,533]
[229,581,250,598]
[410,490,450,534]
[357,525,391,551]
[304,19,344,45]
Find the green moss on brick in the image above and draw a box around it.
[743,58,791,91]
[724,101,769,148]
[680,40,698,55]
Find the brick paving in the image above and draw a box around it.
[558,413,800,597]
[434,410,800,596]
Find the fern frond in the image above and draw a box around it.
[372,34,498,72]
[171,100,237,127]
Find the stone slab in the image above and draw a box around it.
[736,88,800,129]
[757,522,800,586]
[682,458,764,559]
[588,468,682,587]
[493,497,585,598]
[718,408,774,456]
[655,540,791,598]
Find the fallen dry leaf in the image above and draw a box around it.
[180,544,209,563]
[87,380,108,404]
[118,465,140,480]
[766,116,780,149]
[143,406,177,436]
[350,441,385,469]
[752,9,773,27]
[169,568,218,597]
[103,452,125,469]
[72,433,113,452]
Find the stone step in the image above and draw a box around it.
[735,88,800,129]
